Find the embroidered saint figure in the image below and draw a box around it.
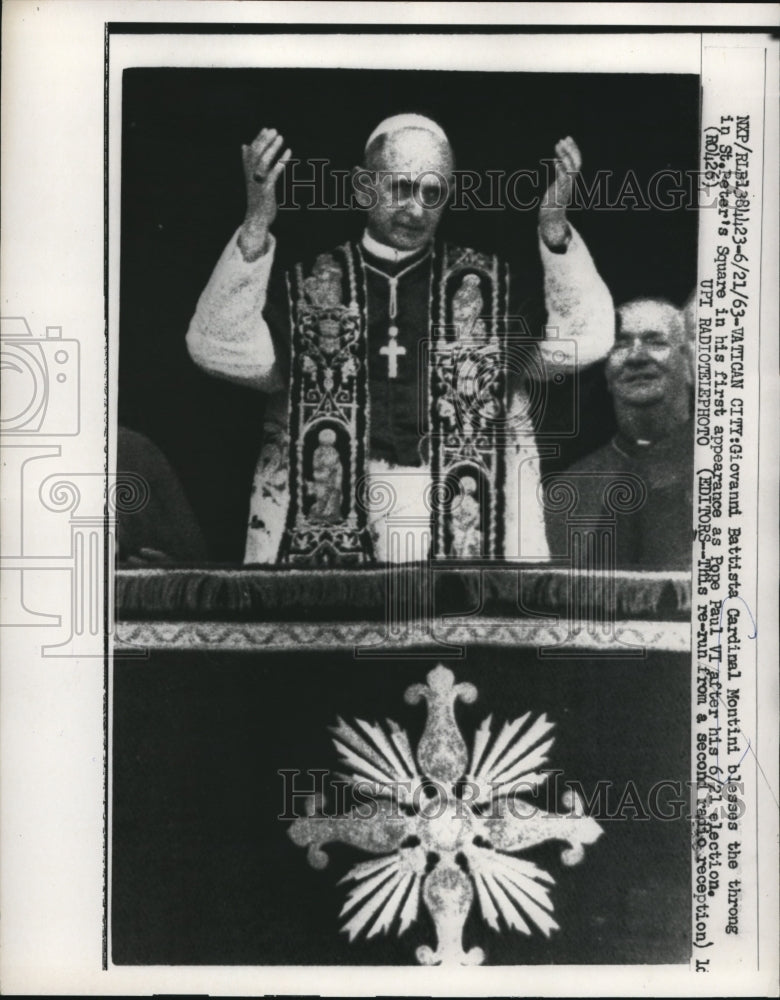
[303,254,344,357]
[450,475,482,557]
[306,428,344,524]
[452,273,487,341]
[303,254,343,308]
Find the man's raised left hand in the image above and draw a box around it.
[539,135,581,251]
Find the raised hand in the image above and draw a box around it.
[238,127,292,260]
[539,135,581,251]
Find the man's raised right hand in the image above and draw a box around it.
[238,127,292,261]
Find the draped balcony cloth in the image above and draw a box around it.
[186,225,615,566]
[116,565,692,624]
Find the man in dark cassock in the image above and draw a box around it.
[187,114,615,565]
[544,298,694,569]
[117,426,207,565]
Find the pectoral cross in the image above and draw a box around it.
[379,324,406,379]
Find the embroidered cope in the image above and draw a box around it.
[187,226,615,565]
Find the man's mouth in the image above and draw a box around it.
[620,368,662,385]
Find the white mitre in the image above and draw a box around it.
[364,113,449,151]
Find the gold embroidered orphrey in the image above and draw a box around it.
[288,665,603,965]
[280,245,371,564]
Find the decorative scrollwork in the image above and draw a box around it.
[355,474,398,517]
[108,473,151,515]
[602,473,647,515]
[423,477,461,514]
[539,475,578,515]
[39,475,82,513]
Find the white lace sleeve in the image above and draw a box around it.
[186,229,283,392]
[538,223,614,371]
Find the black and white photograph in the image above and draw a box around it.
[116,66,698,571]
[1,4,778,997]
[113,40,698,968]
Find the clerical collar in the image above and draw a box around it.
[613,433,652,458]
[361,230,431,264]
[612,430,674,458]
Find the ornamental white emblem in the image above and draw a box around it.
[288,665,603,965]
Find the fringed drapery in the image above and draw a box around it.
[116,565,691,623]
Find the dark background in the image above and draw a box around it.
[114,64,697,968]
[118,68,699,561]
[112,647,691,965]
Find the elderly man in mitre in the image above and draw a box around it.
[187,114,614,566]
[544,297,694,568]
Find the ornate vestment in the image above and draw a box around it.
[249,240,549,566]
[186,225,615,565]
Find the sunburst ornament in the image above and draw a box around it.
[288,665,603,965]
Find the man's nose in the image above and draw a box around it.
[625,336,650,359]
[403,194,425,218]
